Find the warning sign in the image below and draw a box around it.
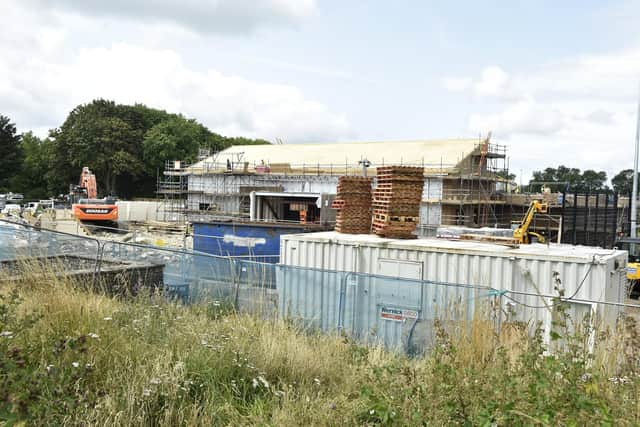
[380,307,418,322]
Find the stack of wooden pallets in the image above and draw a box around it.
[372,166,424,239]
[331,176,372,234]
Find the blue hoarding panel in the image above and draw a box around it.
[193,222,305,263]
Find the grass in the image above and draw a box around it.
[1,263,640,426]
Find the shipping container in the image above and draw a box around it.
[193,221,333,263]
[279,231,628,349]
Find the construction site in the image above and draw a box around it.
[1,134,638,387]
[1,135,630,254]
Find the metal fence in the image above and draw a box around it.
[0,220,635,355]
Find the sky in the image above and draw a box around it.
[2,0,640,183]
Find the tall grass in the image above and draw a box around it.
[1,261,640,425]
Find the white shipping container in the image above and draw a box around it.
[280,231,628,348]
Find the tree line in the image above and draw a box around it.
[527,166,634,194]
[0,99,269,200]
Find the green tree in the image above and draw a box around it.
[48,99,271,199]
[529,165,607,192]
[143,116,206,171]
[0,115,22,191]
[51,100,154,196]
[223,136,271,146]
[11,132,54,199]
[580,169,607,192]
[496,170,516,181]
[612,169,634,195]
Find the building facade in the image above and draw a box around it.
[157,138,510,232]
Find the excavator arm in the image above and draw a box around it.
[513,200,548,244]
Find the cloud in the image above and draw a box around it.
[442,66,515,99]
[442,48,640,180]
[20,0,317,35]
[0,1,349,142]
[469,100,564,136]
[473,66,511,98]
[1,42,350,142]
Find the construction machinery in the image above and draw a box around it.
[70,167,118,222]
[513,200,548,244]
[614,237,640,298]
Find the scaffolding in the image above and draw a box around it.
[157,141,513,228]
[435,142,511,228]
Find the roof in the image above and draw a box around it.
[280,231,626,264]
[188,138,485,174]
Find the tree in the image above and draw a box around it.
[496,170,516,181]
[0,115,22,191]
[143,116,206,171]
[51,100,152,196]
[48,99,272,199]
[529,165,607,192]
[11,132,55,199]
[580,169,607,192]
[612,169,634,195]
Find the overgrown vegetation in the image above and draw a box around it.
[1,267,640,425]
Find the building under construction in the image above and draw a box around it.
[157,137,516,233]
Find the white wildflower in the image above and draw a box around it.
[86,363,93,368]
[46,364,54,372]
[313,378,321,386]
[150,378,162,385]
[258,376,269,388]
[142,388,152,397]
[103,317,112,321]
[201,339,208,346]
[88,333,99,339]
[274,390,285,397]
[252,378,259,388]
[72,362,80,368]
[369,409,375,415]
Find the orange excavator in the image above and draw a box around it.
[70,167,118,222]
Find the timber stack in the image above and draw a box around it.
[331,176,372,234]
[372,166,424,238]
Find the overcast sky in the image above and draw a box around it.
[2,0,639,182]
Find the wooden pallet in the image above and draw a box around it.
[373,213,418,223]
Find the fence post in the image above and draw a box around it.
[584,192,590,244]
[233,259,241,311]
[572,191,578,245]
[337,272,348,331]
[92,241,106,290]
[497,293,503,338]
[603,193,610,247]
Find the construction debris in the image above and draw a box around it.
[372,166,424,239]
[332,176,372,234]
